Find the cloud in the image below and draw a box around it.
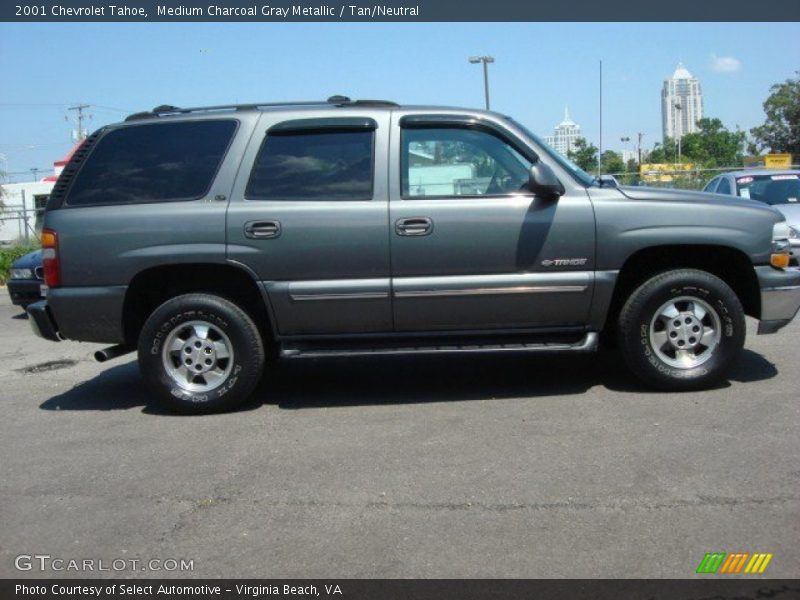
[709,54,741,73]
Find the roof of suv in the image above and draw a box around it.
[124,96,488,122]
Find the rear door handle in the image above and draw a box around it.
[395,217,433,237]
[244,220,281,239]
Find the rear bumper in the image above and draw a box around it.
[756,266,800,334]
[26,286,127,344]
[27,300,61,342]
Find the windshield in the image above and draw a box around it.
[506,118,595,187]
[736,173,800,205]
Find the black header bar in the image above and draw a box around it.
[3,0,800,22]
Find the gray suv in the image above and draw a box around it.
[27,97,800,413]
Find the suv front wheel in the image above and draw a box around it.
[137,293,265,413]
[618,269,745,390]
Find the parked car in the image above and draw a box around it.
[704,170,800,264]
[6,249,44,309]
[26,97,800,413]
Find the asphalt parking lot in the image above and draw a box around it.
[0,291,798,579]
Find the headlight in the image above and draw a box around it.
[10,268,33,280]
[773,222,790,240]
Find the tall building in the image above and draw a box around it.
[544,108,581,157]
[661,63,704,143]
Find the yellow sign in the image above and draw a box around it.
[743,154,793,169]
[640,163,695,182]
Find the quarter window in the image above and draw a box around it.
[402,127,531,198]
[246,130,374,200]
[716,178,732,195]
[66,120,237,206]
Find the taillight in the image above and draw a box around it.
[41,229,60,287]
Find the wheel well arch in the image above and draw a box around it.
[122,263,275,346]
[605,244,761,331]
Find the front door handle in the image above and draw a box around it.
[395,217,433,237]
[244,220,281,239]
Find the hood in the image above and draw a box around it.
[617,185,782,215]
[772,203,800,227]
[11,249,43,270]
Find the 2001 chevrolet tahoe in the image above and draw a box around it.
[27,96,800,413]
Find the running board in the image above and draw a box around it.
[280,332,598,359]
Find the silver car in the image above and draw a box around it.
[704,169,800,263]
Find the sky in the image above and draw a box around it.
[0,21,797,181]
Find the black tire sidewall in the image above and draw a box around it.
[620,271,745,389]
[138,295,264,413]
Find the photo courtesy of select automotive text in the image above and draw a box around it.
[1,0,799,597]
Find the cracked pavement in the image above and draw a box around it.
[0,292,798,578]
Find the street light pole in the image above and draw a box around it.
[469,56,495,110]
[674,100,682,165]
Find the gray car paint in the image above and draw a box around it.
[35,103,794,345]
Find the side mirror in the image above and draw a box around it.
[528,162,565,200]
[597,174,619,188]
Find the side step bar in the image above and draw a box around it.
[281,332,598,359]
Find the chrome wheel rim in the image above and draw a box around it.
[648,296,721,369]
[162,320,233,392]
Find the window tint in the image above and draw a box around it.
[716,178,731,195]
[703,178,719,193]
[67,120,236,206]
[402,127,531,198]
[246,130,374,200]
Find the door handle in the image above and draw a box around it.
[244,220,281,239]
[395,217,433,237]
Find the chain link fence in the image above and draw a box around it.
[608,165,800,190]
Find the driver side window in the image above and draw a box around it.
[401,127,531,198]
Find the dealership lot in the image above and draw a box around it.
[0,292,798,578]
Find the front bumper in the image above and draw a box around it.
[756,265,800,334]
[6,278,44,306]
[27,300,61,342]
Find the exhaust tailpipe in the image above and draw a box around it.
[94,344,133,363]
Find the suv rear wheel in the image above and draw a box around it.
[137,293,265,413]
[618,269,745,390]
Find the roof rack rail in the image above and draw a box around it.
[125,96,399,121]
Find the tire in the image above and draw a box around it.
[618,269,745,391]
[137,293,265,414]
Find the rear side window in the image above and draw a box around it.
[716,178,731,195]
[66,120,237,206]
[246,130,374,200]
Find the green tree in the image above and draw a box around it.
[647,138,678,164]
[600,150,625,175]
[567,137,598,173]
[750,72,800,157]
[679,118,744,168]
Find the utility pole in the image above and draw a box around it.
[30,168,40,182]
[68,104,91,142]
[468,56,495,110]
[598,60,603,176]
[637,132,644,165]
